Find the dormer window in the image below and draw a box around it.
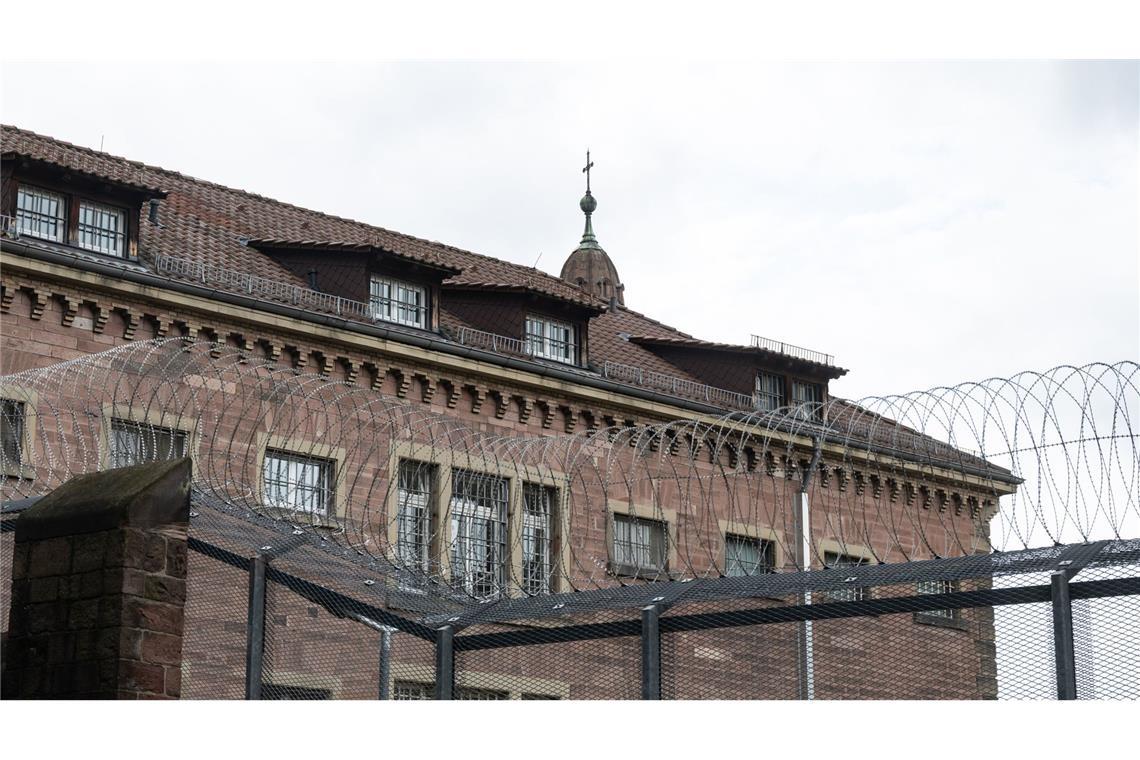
[77,200,127,257]
[791,380,824,421]
[370,275,427,329]
[15,185,66,242]
[525,315,577,364]
[755,372,785,412]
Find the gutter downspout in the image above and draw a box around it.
[795,436,823,700]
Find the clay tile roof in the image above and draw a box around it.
[2,149,168,198]
[0,125,607,309]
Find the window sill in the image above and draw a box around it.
[913,611,970,632]
[2,464,36,481]
[608,562,671,580]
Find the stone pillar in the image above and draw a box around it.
[1,458,191,699]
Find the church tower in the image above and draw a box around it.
[560,152,625,307]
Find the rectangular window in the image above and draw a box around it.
[612,514,667,574]
[393,681,433,700]
[724,534,775,577]
[1,399,26,466]
[263,449,334,516]
[791,380,823,421]
[449,469,509,600]
[396,460,434,587]
[824,551,869,602]
[754,372,785,412]
[522,483,556,595]
[15,185,66,242]
[525,315,577,364]
[77,200,127,257]
[370,276,427,328]
[917,579,958,619]
[455,687,509,700]
[109,419,187,469]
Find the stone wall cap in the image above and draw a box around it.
[14,458,192,542]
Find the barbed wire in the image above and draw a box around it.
[1,340,1136,600]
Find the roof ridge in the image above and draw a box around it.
[607,304,696,339]
[2,124,607,308]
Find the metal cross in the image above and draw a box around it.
[582,151,594,193]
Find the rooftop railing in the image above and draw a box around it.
[602,361,756,411]
[155,254,375,322]
[751,334,834,366]
[455,326,531,358]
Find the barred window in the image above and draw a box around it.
[15,185,66,242]
[754,372,785,412]
[522,483,556,595]
[263,449,334,516]
[109,419,187,468]
[370,276,427,328]
[724,534,775,577]
[397,460,434,586]
[455,687,509,700]
[1,399,26,466]
[917,579,958,619]
[449,469,509,600]
[612,514,667,574]
[791,380,823,422]
[825,551,869,602]
[393,681,433,700]
[261,683,330,700]
[525,315,576,364]
[77,200,127,257]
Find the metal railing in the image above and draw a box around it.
[751,334,835,366]
[602,361,756,411]
[154,254,374,321]
[1,215,20,240]
[455,326,532,358]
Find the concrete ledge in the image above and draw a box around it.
[15,459,192,542]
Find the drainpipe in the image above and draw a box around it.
[794,437,823,700]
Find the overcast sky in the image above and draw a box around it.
[2,60,1136,399]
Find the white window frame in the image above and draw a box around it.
[396,460,434,589]
[791,380,823,421]
[262,449,335,516]
[724,534,774,577]
[522,483,555,595]
[370,275,427,328]
[77,199,127,257]
[525,315,577,365]
[15,185,67,243]
[754,372,785,412]
[448,469,509,601]
[108,418,187,469]
[612,514,667,574]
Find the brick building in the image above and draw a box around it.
[0,125,1017,698]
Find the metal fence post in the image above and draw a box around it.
[641,604,661,700]
[379,628,393,700]
[1051,570,1078,700]
[244,553,268,700]
[434,625,455,700]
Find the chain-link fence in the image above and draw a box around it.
[163,497,1140,700]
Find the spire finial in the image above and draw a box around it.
[578,151,599,247]
[582,150,594,193]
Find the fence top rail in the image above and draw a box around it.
[427,538,1140,628]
